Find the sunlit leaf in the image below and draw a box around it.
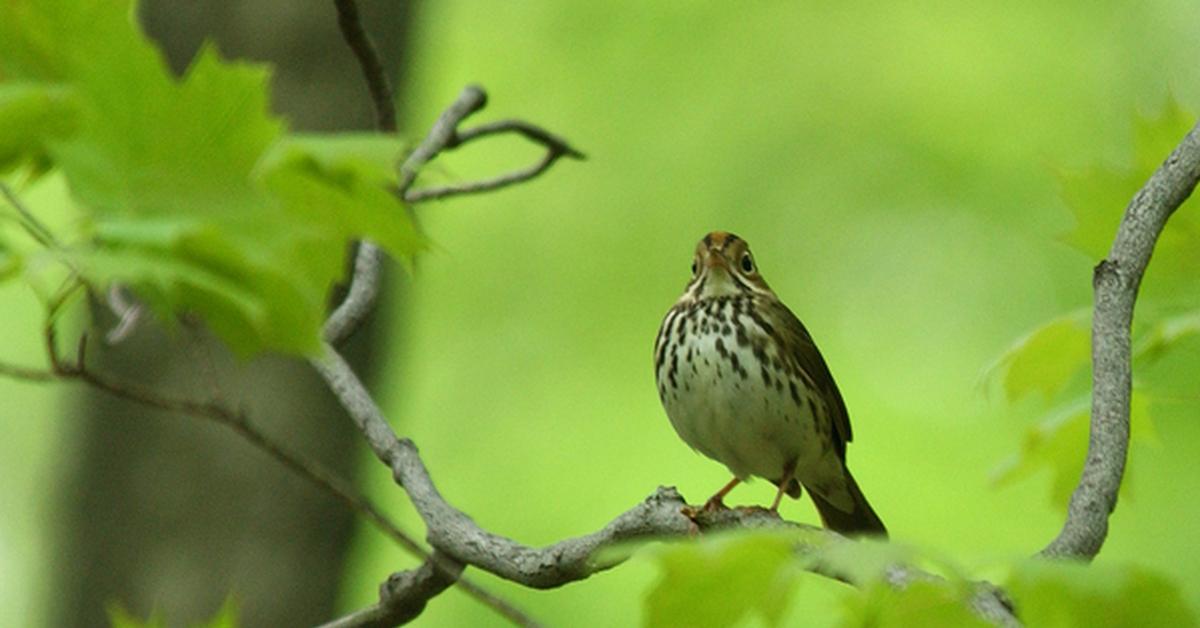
[266,133,409,186]
[1007,560,1197,628]
[0,0,422,355]
[982,314,1089,403]
[642,530,804,628]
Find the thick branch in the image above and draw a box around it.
[1040,119,1200,559]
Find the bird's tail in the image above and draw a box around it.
[808,468,887,537]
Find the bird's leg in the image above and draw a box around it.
[682,477,742,520]
[769,460,799,512]
[703,477,741,511]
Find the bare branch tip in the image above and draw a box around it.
[461,84,489,111]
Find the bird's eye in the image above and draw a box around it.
[691,259,699,276]
[740,253,754,273]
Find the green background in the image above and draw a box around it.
[5,1,1200,626]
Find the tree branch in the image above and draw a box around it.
[324,83,585,346]
[323,0,400,346]
[402,116,585,203]
[396,85,488,193]
[317,551,464,628]
[312,343,1018,625]
[31,323,539,626]
[1040,119,1200,559]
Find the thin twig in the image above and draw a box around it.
[323,242,383,345]
[453,118,585,157]
[402,115,585,204]
[332,0,397,133]
[44,328,428,555]
[0,181,60,249]
[405,144,567,202]
[324,84,583,343]
[0,361,55,381]
[397,85,489,194]
[323,0,399,346]
[1040,118,1200,559]
[324,86,488,344]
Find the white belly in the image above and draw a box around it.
[656,300,825,485]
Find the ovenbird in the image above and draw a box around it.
[654,231,886,536]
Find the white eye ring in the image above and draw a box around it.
[740,253,754,273]
[691,259,699,276]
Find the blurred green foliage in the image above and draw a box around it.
[1007,560,1198,628]
[0,0,420,355]
[0,1,1199,627]
[642,531,804,628]
[838,580,991,628]
[985,101,1200,511]
[346,2,1200,626]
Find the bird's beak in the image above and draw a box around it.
[704,249,727,270]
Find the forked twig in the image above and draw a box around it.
[401,112,585,203]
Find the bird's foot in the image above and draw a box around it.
[681,496,729,521]
[734,504,782,518]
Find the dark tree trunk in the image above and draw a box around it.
[49,2,412,626]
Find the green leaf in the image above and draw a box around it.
[1055,98,1200,299]
[642,530,804,628]
[982,314,1089,403]
[0,83,77,173]
[991,399,1088,506]
[1135,309,1200,363]
[992,390,1154,509]
[266,133,409,186]
[836,579,991,628]
[2,1,422,356]
[1007,560,1198,628]
[262,149,424,265]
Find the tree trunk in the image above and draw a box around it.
[49,2,411,625]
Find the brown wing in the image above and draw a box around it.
[764,299,853,461]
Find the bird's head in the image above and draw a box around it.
[684,231,773,300]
